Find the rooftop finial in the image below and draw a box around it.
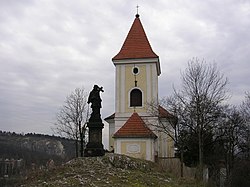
[136,5,140,18]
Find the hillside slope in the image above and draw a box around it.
[20,153,200,187]
[0,132,75,163]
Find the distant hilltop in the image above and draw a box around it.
[0,131,75,166]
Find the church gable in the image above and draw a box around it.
[113,112,157,139]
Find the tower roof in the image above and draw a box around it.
[113,112,157,139]
[112,14,159,61]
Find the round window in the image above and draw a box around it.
[133,67,139,75]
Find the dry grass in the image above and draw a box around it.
[20,153,203,187]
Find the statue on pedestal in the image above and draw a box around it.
[84,85,105,157]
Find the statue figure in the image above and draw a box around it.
[87,85,104,122]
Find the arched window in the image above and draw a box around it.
[130,89,142,107]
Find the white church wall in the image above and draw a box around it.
[114,137,155,161]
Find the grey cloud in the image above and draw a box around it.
[0,1,249,148]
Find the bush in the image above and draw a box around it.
[229,160,250,187]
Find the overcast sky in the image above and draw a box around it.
[0,0,249,147]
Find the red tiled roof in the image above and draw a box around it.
[159,105,173,118]
[112,14,158,60]
[158,105,178,125]
[113,112,157,138]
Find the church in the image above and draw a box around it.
[105,13,175,162]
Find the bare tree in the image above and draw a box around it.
[241,92,250,119]
[147,96,192,177]
[147,98,178,143]
[147,58,228,178]
[219,106,245,176]
[53,87,89,157]
[147,98,185,176]
[171,58,228,178]
[240,92,250,159]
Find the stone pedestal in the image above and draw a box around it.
[84,121,105,157]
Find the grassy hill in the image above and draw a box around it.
[20,153,202,187]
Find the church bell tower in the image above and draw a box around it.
[105,14,173,162]
[112,14,161,129]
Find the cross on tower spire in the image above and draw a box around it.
[136,5,140,17]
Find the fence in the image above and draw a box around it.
[157,157,196,178]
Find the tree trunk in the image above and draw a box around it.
[181,150,184,177]
[198,126,204,180]
[80,137,83,157]
[79,121,84,157]
[79,122,87,157]
[75,140,79,157]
